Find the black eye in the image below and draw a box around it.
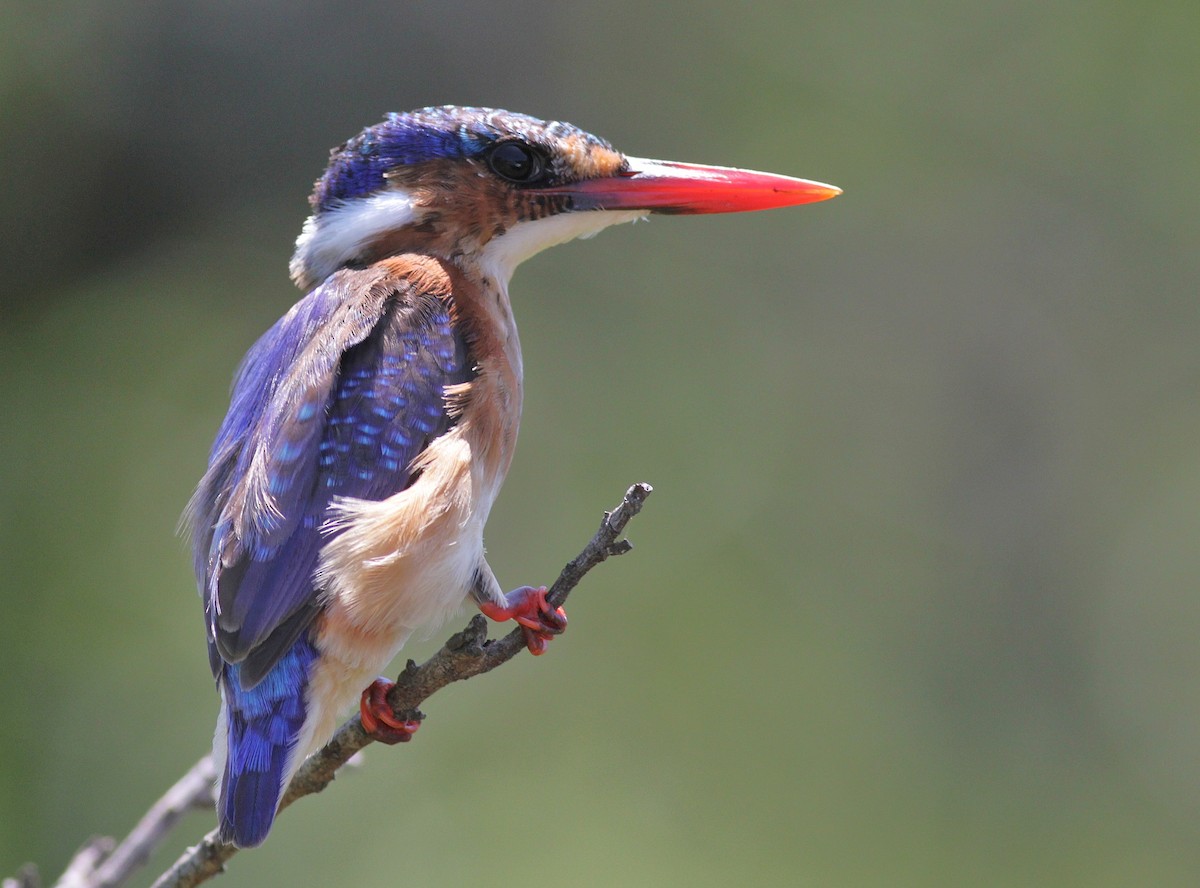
[486,140,546,184]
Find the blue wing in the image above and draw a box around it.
[190,261,473,846]
[188,262,473,689]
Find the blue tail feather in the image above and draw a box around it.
[218,635,318,847]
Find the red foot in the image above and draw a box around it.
[359,679,422,744]
[477,585,568,655]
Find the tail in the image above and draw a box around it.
[215,636,319,847]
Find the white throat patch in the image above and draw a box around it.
[478,209,647,288]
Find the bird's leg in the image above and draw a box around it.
[471,564,568,655]
[359,678,422,744]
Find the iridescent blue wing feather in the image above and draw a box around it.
[186,263,472,847]
[188,263,473,688]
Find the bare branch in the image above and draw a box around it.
[149,482,652,888]
[38,756,217,888]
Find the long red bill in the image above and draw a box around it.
[538,156,841,215]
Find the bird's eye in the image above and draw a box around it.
[486,141,546,184]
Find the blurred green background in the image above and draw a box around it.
[3,1,1199,885]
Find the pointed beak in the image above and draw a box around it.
[539,156,841,215]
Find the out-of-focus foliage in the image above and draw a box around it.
[2,1,1198,884]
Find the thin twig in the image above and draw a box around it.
[43,756,217,888]
[149,482,652,888]
[52,839,111,888]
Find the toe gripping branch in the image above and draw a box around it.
[359,678,422,745]
[477,585,568,655]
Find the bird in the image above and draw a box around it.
[185,105,840,848]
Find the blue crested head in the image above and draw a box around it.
[310,106,614,212]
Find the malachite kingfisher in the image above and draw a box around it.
[186,106,840,847]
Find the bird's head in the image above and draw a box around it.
[289,106,840,291]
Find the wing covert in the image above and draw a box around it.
[186,262,473,688]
